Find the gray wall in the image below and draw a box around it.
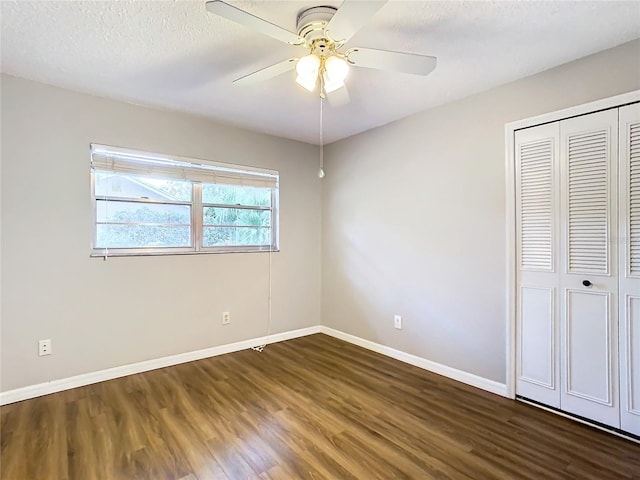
[321,39,640,384]
[3,39,639,394]
[1,75,321,391]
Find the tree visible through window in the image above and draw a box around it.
[202,184,271,247]
[91,145,279,256]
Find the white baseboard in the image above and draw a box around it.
[319,326,509,397]
[1,325,507,405]
[0,326,322,406]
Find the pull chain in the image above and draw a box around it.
[319,94,325,178]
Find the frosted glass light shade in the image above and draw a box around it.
[322,71,344,93]
[296,75,317,92]
[296,54,320,80]
[324,55,349,82]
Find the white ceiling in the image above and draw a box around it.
[1,1,639,145]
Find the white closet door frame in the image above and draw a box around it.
[505,90,640,399]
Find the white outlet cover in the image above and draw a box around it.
[38,339,52,356]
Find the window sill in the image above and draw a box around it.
[90,248,280,258]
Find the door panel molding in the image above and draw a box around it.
[518,285,556,389]
[564,289,613,406]
[625,295,640,416]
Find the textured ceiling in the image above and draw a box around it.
[1,1,639,145]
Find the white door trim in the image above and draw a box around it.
[505,90,640,399]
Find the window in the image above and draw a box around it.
[91,144,278,256]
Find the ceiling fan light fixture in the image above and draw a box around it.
[296,74,318,92]
[296,54,321,80]
[324,55,349,82]
[322,71,344,93]
[207,1,438,105]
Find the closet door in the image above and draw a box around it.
[559,109,619,428]
[515,123,561,407]
[619,103,640,436]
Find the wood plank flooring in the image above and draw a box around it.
[1,333,639,479]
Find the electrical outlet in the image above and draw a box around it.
[222,311,231,325]
[39,339,52,356]
[394,315,402,330]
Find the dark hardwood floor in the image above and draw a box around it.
[1,333,639,479]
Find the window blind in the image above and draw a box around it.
[90,144,278,188]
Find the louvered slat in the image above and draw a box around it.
[568,130,609,273]
[630,122,640,276]
[520,139,553,270]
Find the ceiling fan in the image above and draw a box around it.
[205,0,437,106]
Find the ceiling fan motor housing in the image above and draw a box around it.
[296,5,338,51]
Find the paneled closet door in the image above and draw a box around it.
[515,123,561,408]
[619,103,640,436]
[559,109,620,428]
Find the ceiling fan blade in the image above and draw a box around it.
[325,0,387,44]
[347,48,437,76]
[206,1,304,45]
[326,85,350,108]
[233,58,297,85]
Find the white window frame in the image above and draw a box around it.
[90,144,279,257]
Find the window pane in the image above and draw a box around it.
[203,207,270,227]
[95,172,192,202]
[96,225,191,248]
[202,183,271,207]
[92,147,279,255]
[97,200,190,224]
[203,227,270,247]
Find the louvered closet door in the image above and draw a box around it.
[559,109,620,428]
[619,103,640,436]
[515,123,561,408]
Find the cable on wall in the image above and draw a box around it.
[251,201,274,353]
